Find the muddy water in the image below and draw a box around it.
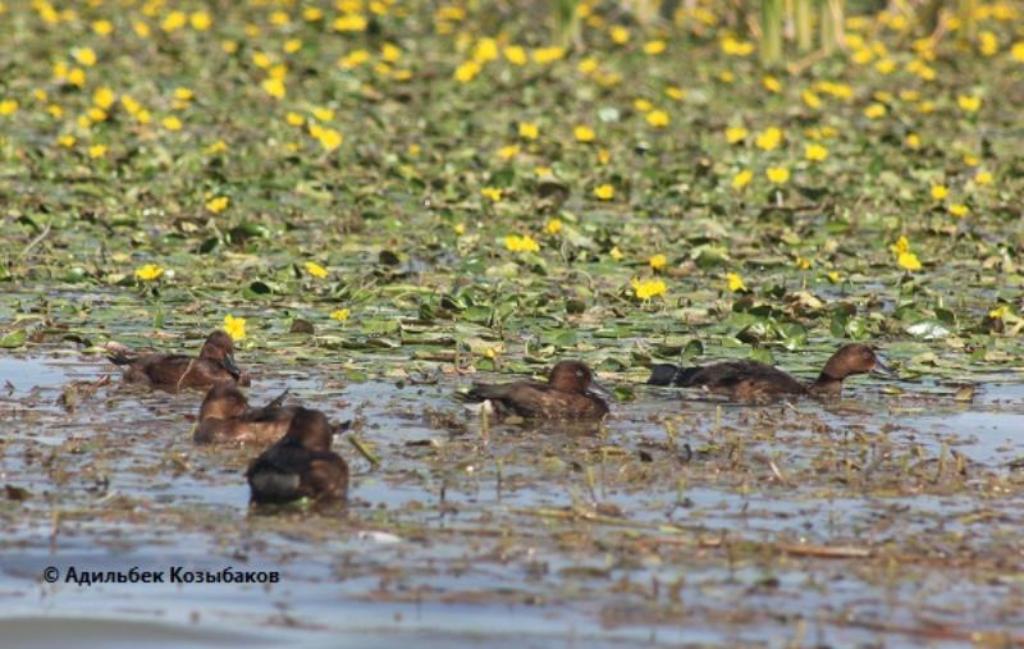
[1,354,1023,647]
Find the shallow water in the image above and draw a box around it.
[1,354,1022,648]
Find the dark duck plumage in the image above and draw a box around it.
[194,384,296,445]
[246,407,349,505]
[460,360,610,420]
[108,330,248,390]
[648,343,892,401]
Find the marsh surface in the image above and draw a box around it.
[1,353,1023,647]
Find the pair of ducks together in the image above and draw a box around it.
[108,331,347,506]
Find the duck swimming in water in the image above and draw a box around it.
[459,360,610,420]
[194,384,295,445]
[246,407,349,505]
[108,330,248,390]
[647,343,893,401]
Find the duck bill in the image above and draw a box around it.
[588,380,613,399]
[222,353,241,379]
[871,355,896,377]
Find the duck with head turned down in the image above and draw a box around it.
[647,343,893,401]
[459,360,611,420]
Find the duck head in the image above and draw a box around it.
[820,343,893,381]
[199,330,241,378]
[548,360,610,397]
[199,383,248,422]
[284,408,334,451]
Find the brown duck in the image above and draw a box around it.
[108,330,248,390]
[194,384,295,445]
[246,407,349,505]
[460,360,610,420]
[647,343,892,400]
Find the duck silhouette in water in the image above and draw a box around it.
[108,330,248,390]
[246,407,349,505]
[459,360,610,420]
[648,343,893,401]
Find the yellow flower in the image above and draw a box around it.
[190,10,212,30]
[316,128,343,151]
[505,234,540,253]
[303,7,324,21]
[72,47,97,66]
[975,170,993,186]
[725,126,748,144]
[731,169,753,191]
[453,223,466,235]
[805,143,829,162]
[0,99,17,116]
[161,116,183,131]
[574,125,596,143]
[92,19,114,35]
[339,50,370,69]
[948,203,969,218]
[649,254,667,270]
[664,86,685,101]
[645,110,670,128]
[930,184,948,201]
[88,144,107,158]
[205,140,228,155]
[161,11,187,32]
[454,60,481,83]
[609,25,630,45]
[134,264,164,281]
[593,184,615,200]
[957,94,982,113]
[173,87,193,102]
[631,278,667,300]
[898,252,922,272]
[57,134,76,148]
[496,144,519,160]
[330,308,350,322]
[577,57,599,74]
[518,122,539,140]
[534,166,552,177]
[503,45,527,66]
[381,43,401,62]
[531,47,564,64]
[262,78,286,99]
[311,107,334,122]
[905,133,921,149]
[332,13,367,32]
[472,37,499,64]
[305,261,328,278]
[633,98,653,113]
[802,90,822,109]
[609,247,623,261]
[766,167,790,185]
[481,187,503,202]
[755,127,783,151]
[134,21,151,37]
[720,36,754,56]
[864,103,887,119]
[1012,42,1024,63]
[286,112,304,126]
[284,38,303,54]
[889,236,911,256]
[643,40,666,55]
[597,148,611,165]
[545,218,562,235]
[66,68,87,87]
[223,315,247,341]
[205,196,229,214]
[726,272,746,292]
[795,257,812,270]
[762,75,782,93]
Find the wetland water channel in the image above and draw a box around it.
[1,353,1023,647]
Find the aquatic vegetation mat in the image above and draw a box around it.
[2,0,1024,645]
